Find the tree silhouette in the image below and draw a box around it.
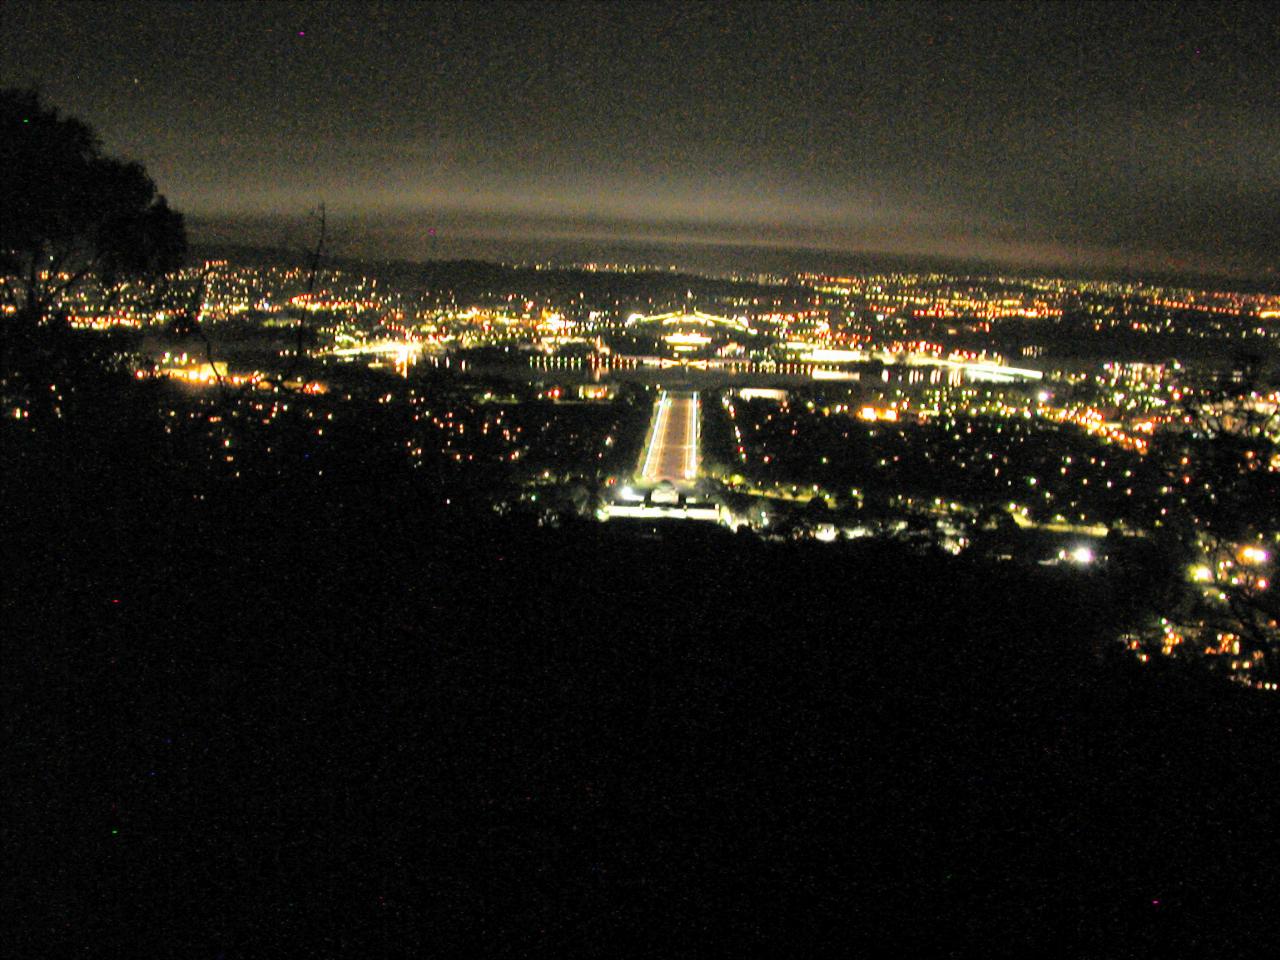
[0,88,186,425]
[0,88,185,327]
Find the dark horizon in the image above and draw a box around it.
[188,213,1280,293]
[6,1,1279,280]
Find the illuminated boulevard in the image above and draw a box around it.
[639,391,700,486]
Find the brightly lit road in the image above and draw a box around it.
[638,391,699,484]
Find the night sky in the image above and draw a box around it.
[4,1,1278,275]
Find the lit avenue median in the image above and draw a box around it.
[638,391,700,485]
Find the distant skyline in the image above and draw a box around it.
[5,1,1278,278]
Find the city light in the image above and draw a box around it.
[1068,545,1095,565]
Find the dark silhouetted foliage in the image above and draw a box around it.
[0,88,185,325]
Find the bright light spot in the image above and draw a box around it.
[1069,546,1095,565]
[1190,564,1213,583]
[1240,546,1269,565]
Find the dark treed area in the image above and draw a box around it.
[7,428,1280,954]
[5,3,1280,956]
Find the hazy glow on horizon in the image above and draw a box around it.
[10,1,1275,278]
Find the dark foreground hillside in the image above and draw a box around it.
[5,425,1280,957]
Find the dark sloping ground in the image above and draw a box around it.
[5,419,1280,958]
